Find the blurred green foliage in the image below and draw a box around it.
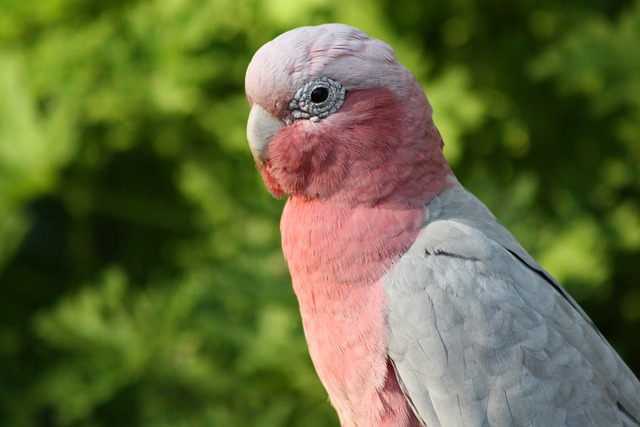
[0,0,638,425]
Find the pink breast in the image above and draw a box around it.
[281,198,425,426]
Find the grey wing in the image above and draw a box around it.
[383,183,640,427]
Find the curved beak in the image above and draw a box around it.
[247,104,286,165]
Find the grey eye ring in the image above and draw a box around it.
[289,77,346,121]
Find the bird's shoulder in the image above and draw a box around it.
[382,182,640,426]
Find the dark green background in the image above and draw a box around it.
[1,0,639,425]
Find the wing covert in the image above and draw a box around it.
[383,183,640,426]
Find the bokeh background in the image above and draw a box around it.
[1,0,639,425]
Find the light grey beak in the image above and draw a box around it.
[247,104,286,164]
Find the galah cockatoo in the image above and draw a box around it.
[244,23,640,426]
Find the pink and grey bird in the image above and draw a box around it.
[244,23,640,426]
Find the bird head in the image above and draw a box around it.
[245,24,452,207]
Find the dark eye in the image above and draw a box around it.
[310,87,329,103]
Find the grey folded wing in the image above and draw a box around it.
[383,184,640,427]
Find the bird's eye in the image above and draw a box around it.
[289,77,345,121]
[310,87,329,103]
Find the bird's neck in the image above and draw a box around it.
[282,198,425,292]
[280,197,425,426]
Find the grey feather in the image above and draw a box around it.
[384,180,640,426]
